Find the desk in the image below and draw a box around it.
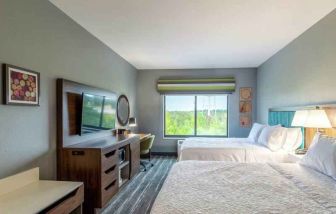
[0,168,83,214]
[126,133,151,142]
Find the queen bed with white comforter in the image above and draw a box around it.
[179,123,303,162]
[179,137,290,162]
[151,161,336,214]
[152,134,336,214]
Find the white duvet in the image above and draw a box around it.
[151,161,336,214]
[179,137,291,163]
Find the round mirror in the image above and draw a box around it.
[117,95,130,126]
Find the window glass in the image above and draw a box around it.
[165,95,195,136]
[164,95,228,137]
[196,95,227,136]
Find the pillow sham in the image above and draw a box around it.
[282,128,303,152]
[248,123,266,142]
[310,132,322,147]
[257,124,281,144]
[300,135,336,180]
[259,126,287,151]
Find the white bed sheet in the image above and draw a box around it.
[179,137,291,163]
[151,161,336,214]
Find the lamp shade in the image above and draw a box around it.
[128,117,137,127]
[291,109,332,128]
[291,110,308,127]
[304,110,332,128]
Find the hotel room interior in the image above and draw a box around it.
[1,0,336,213]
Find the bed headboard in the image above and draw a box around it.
[269,103,336,149]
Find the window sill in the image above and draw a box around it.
[163,137,187,140]
[163,136,228,140]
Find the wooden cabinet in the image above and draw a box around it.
[59,135,140,213]
[130,140,140,178]
[56,79,141,213]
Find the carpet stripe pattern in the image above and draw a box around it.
[102,156,176,214]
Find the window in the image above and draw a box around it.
[164,95,228,137]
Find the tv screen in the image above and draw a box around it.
[81,93,117,135]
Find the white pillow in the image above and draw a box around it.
[248,123,266,142]
[259,126,287,151]
[310,132,322,146]
[257,124,281,144]
[300,135,336,180]
[282,128,303,152]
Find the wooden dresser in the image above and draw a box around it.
[59,135,140,213]
[56,79,141,213]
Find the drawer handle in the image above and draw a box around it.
[104,150,116,158]
[105,179,117,191]
[72,151,85,156]
[104,165,116,174]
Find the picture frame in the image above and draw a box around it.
[240,87,252,101]
[239,101,252,113]
[3,64,40,106]
[240,114,251,128]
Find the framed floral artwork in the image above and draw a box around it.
[240,87,252,101]
[239,101,252,113]
[240,114,251,128]
[3,64,40,106]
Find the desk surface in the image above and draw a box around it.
[0,168,82,214]
[126,133,151,141]
[67,134,140,149]
[0,180,82,214]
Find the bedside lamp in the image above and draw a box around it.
[291,110,308,127]
[292,109,332,132]
[292,109,331,152]
[304,110,332,129]
[129,117,137,127]
[127,117,137,134]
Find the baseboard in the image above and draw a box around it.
[152,152,177,157]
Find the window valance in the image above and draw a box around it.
[156,77,235,94]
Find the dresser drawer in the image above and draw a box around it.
[101,164,118,188]
[101,148,118,171]
[100,178,118,207]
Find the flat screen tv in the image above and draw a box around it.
[80,93,117,135]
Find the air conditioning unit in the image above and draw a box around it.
[177,140,184,159]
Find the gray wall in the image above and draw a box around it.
[137,68,257,153]
[0,0,138,179]
[257,9,336,123]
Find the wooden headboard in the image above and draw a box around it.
[269,103,336,148]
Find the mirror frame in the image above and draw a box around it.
[116,94,130,126]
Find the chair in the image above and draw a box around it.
[140,135,155,171]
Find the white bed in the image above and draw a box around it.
[179,137,292,162]
[151,161,336,214]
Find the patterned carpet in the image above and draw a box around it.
[102,156,176,214]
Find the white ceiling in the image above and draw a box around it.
[50,0,336,69]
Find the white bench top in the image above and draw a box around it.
[0,168,82,214]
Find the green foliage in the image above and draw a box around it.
[82,96,103,127]
[165,111,195,135]
[165,110,227,136]
[101,114,116,129]
[82,95,116,129]
[197,110,227,135]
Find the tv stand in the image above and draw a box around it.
[56,79,140,213]
[59,135,140,213]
